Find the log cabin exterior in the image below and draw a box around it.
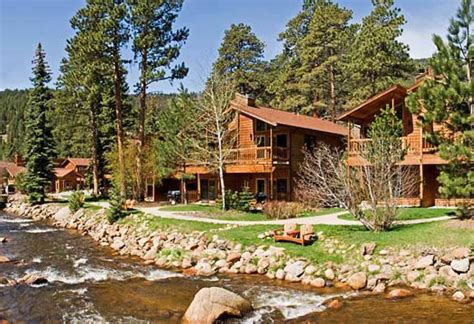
[337,77,473,207]
[153,94,348,203]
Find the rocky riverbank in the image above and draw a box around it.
[3,195,474,305]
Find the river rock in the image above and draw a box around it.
[450,258,469,273]
[361,242,376,256]
[414,255,434,269]
[368,264,381,273]
[195,262,215,276]
[452,247,470,259]
[347,272,367,290]
[324,268,335,280]
[0,237,7,243]
[0,256,11,263]
[439,265,458,278]
[452,291,465,302]
[284,261,305,278]
[327,299,343,309]
[385,289,413,299]
[275,269,285,280]
[407,271,420,283]
[226,252,241,263]
[111,239,125,250]
[183,287,252,323]
[310,277,326,288]
[19,274,48,285]
[245,264,257,274]
[372,283,386,294]
[305,265,317,275]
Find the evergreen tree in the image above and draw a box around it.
[129,0,188,201]
[347,0,414,104]
[211,23,266,97]
[296,0,355,119]
[407,0,474,217]
[24,43,55,204]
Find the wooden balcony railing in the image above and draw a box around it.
[349,136,437,156]
[226,146,289,164]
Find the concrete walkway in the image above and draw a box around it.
[87,202,454,226]
[136,207,454,227]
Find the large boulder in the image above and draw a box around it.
[183,287,252,323]
[347,272,367,290]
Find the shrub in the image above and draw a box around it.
[263,201,305,219]
[14,172,27,193]
[68,191,85,213]
[106,188,126,224]
[237,186,254,212]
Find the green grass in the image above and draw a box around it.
[217,221,472,264]
[159,204,343,222]
[338,207,456,221]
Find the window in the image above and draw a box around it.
[304,135,317,151]
[276,179,288,194]
[275,134,287,148]
[256,120,267,132]
[255,135,266,147]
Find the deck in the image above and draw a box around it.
[185,146,289,174]
[347,136,444,166]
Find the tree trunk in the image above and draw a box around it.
[90,104,100,197]
[216,122,226,210]
[182,163,188,205]
[113,40,126,198]
[329,63,337,121]
[136,48,147,202]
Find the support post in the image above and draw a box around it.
[419,164,424,206]
[197,173,201,201]
[269,127,273,162]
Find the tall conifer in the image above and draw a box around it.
[24,43,55,203]
[407,0,474,217]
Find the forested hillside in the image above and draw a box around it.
[0,89,28,159]
[0,89,176,161]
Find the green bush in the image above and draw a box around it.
[68,191,85,213]
[263,201,305,219]
[14,172,27,193]
[106,188,126,224]
[237,186,254,212]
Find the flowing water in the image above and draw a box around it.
[0,211,472,323]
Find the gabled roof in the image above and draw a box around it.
[61,158,91,168]
[337,85,407,123]
[230,101,348,136]
[54,167,76,178]
[0,161,26,177]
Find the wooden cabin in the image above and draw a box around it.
[154,94,348,203]
[337,77,472,207]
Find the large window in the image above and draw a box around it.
[256,120,267,132]
[275,134,287,148]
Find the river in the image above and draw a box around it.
[0,211,472,323]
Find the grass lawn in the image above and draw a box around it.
[338,207,456,221]
[132,208,472,265]
[218,221,473,264]
[159,204,343,222]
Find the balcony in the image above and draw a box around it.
[227,146,289,164]
[347,135,442,165]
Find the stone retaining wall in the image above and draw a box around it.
[4,195,474,303]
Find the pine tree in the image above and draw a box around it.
[347,0,414,104]
[296,0,355,119]
[24,43,55,204]
[211,23,266,97]
[129,0,188,201]
[407,0,474,217]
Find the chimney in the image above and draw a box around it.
[235,93,256,107]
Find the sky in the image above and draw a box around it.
[0,0,460,93]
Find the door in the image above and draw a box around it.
[256,178,266,195]
[200,179,217,201]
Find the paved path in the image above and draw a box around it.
[87,202,454,226]
[136,207,454,227]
